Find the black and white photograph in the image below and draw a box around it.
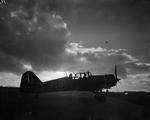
[1,0,150,120]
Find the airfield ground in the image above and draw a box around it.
[1,87,150,120]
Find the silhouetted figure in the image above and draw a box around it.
[80,73,82,79]
[83,72,86,78]
[87,71,92,77]
[69,73,73,79]
[106,89,109,93]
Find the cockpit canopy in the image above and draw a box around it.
[69,71,92,79]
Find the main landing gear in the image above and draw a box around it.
[94,90,106,102]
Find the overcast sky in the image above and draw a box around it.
[0,0,150,91]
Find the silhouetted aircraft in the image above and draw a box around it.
[20,65,120,100]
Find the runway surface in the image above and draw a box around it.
[1,88,150,120]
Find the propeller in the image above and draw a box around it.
[115,65,121,81]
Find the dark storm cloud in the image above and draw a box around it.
[0,0,69,73]
[63,0,150,63]
[0,51,23,73]
[0,0,150,75]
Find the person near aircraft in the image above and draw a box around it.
[87,71,92,77]
[69,73,73,79]
[83,72,86,78]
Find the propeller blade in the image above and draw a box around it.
[115,65,117,79]
[115,65,121,81]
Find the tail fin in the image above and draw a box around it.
[20,71,42,92]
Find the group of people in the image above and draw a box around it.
[69,71,92,79]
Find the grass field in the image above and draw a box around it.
[1,87,150,120]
